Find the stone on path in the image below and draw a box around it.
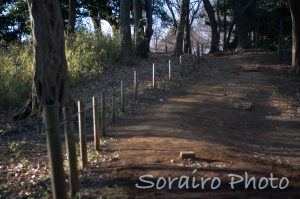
[180,151,196,160]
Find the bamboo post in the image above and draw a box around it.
[92,97,100,151]
[134,71,138,101]
[43,105,67,199]
[77,101,87,170]
[63,107,80,197]
[121,80,125,112]
[152,63,156,89]
[112,89,116,124]
[169,59,171,81]
[100,91,106,137]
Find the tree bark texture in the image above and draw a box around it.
[289,0,300,74]
[203,0,219,53]
[174,0,188,55]
[120,0,133,65]
[27,0,72,198]
[134,0,148,58]
[145,0,153,52]
[67,0,76,35]
[232,0,256,49]
[184,0,191,54]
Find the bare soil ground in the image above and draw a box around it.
[1,51,300,199]
[86,51,300,198]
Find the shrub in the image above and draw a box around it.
[66,31,120,83]
[0,31,120,108]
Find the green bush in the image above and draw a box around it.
[0,31,120,108]
[0,43,33,107]
[66,31,120,83]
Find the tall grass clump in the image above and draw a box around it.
[0,31,120,108]
[66,31,120,83]
[0,42,33,108]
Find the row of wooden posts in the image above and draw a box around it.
[53,48,205,198]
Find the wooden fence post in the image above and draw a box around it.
[100,91,106,137]
[169,59,171,81]
[77,101,87,170]
[92,97,100,151]
[152,63,156,89]
[197,42,200,63]
[63,107,80,197]
[121,80,125,112]
[134,71,138,101]
[112,89,116,124]
[180,55,182,65]
[43,105,67,199]
[179,55,183,76]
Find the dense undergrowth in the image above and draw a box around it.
[0,31,120,109]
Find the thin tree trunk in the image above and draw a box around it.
[203,0,219,53]
[289,0,300,74]
[134,0,147,58]
[120,0,133,65]
[166,0,177,29]
[277,10,283,59]
[67,0,76,35]
[255,17,261,48]
[145,0,153,52]
[223,0,227,51]
[226,18,235,46]
[91,15,102,34]
[184,0,191,54]
[174,0,188,55]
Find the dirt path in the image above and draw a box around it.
[84,51,300,198]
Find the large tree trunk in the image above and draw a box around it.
[232,0,256,50]
[235,14,249,49]
[145,0,153,52]
[120,0,133,65]
[133,0,147,58]
[174,0,188,55]
[203,0,219,53]
[289,0,300,74]
[27,0,74,198]
[67,0,76,35]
